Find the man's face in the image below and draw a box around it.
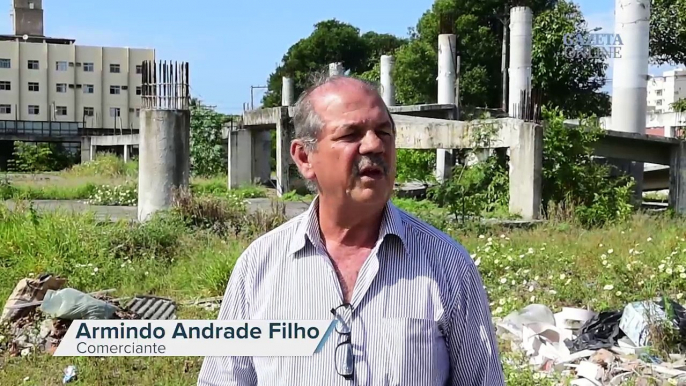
[292,80,396,206]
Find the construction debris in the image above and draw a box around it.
[496,300,686,385]
[0,275,179,358]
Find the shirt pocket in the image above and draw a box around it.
[381,317,450,386]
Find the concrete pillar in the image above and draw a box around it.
[282,77,294,106]
[670,141,686,215]
[275,110,292,196]
[123,145,129,163]
[380,55,395,106]
[508,6,533,118]
[611,0,650,199]
[137,109,191,222]
[436,34,457,182]
[665,125,674,138]
[329,62,344,77]
[228,129,254,188]
[80,136,92,163]
[509,122,543,220]
[253,130,272,185]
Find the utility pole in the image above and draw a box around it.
[250,85,268,110]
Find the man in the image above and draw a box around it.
[197,73,504,385]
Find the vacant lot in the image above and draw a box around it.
[2,156,685,385]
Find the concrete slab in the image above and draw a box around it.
[91,134,140,147]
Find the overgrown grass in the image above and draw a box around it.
[2,193,686,384]
[1,154,269,203]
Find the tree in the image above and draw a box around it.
[261,19,406,108]
[531,0,611,117]
[650,0,686,66]
[672,98,686,112]
[190,100,233,177]
[392,0,558,108]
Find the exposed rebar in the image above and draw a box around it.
[142,60,190,110]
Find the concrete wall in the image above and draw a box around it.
[0,41,154,128]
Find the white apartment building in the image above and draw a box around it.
[647,69,686,114]
[0,0,154,130]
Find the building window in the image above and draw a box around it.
[136,86,142,95]
[56,83,67,93]
[136,65,142,74]
[0,104,10,114]
[55,106,67,116]
[28,82,39,92]
[28,60,39,70]
[0,59,10,68]
[110,64,120,73]
[84,84,94,93]
[0,81,10,90]
[135,108,140,117]
[28,105,39,115]
[110,85,121,94]
[657,90,663,96]
[83,62,94,72]
[110,107,120,117]
[55,61,68,71]
[28,2,34,9]
[83,107,94,117]
[657,100,663,105]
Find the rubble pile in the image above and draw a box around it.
[496,300,686,385]
[0,273,176,358]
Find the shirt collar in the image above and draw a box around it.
[288,195,408,257]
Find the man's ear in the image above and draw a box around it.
[290,140,316,180]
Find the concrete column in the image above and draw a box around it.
[282,77,295,106]
[123,145,129,163]
[137,110,191,222]
[380,55,395,106]
[228,129,254,188]
[436,34,457,182]
[509,122,543,220]
[253,130,272,184]
[665,125,674,138]
[329,62,344,77]
[611,0,650,199]
[275,114,292,196]
[80,136,92,163]
[508,6,533,118]
[670,141,686,215]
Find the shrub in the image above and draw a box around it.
[66,153,135,178]
[540,107,634,227]
[87,183,137,206]
[9,141,76,172]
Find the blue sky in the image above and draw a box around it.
[3,0,678,115]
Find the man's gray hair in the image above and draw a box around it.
[291,70,392,153]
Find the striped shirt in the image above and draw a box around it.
[197,197,505,386]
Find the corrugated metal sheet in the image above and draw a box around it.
[124,296,177,320]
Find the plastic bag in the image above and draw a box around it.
[40,288,116,320]
[565,310,624,353]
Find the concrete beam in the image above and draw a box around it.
[90,134,139,147]
[0,135,81,142]
[242,107,288,127]
[593,130,679,165]
[393,115,521,149]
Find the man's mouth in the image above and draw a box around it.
[359,166,384,179]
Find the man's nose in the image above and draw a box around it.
[359,130,384,154]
